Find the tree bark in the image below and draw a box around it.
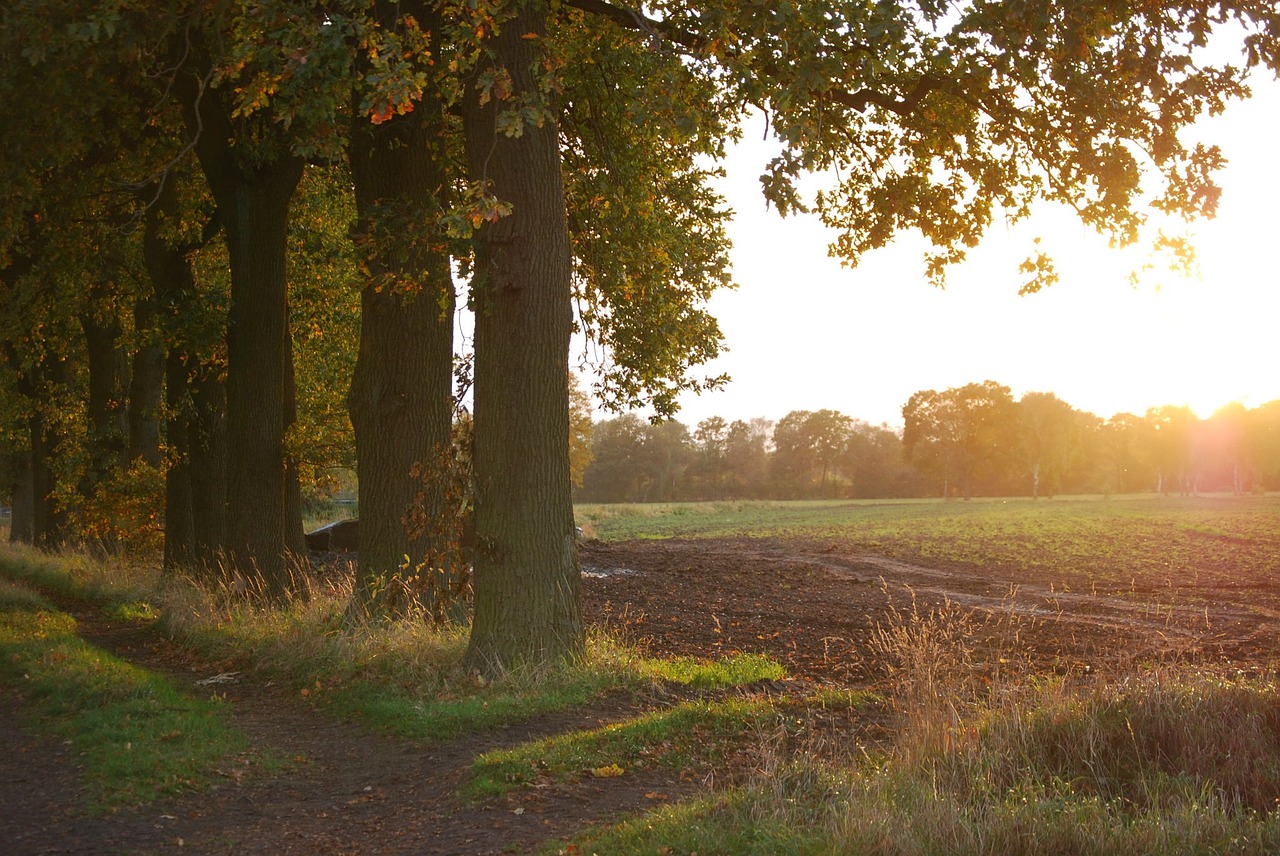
[462,0,583,674]
[128,293,165,467]
[79,294,130,485]
[347,4,456,619]
[144,172,230,574]
[177,61,306,596]
[186,363,228,568]
[8,446,34,544]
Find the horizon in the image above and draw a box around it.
[597,76,1280,432]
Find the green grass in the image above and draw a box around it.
[0,579,254,809]
[324,649,784,744]
[0,543,784,751]
[577,494,1280,597]
[470,697,779,798]
[567,671,1280,855]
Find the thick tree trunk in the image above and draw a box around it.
[347,6,456,619]
[176,53,306,597]
[8,446,33,543]
[128,293,165,467]
[462,0,583,674]
[217,161,305,597]
[181,95,305,593]
[79,299,131,484]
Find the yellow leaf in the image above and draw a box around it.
[590,763,624,778]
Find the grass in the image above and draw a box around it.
[571,671,1280,855]
[6,497,1280,850]
[0,578,254,809]
[0,541,784,751]
[470,697,778,797]
[562,575,1280,855]
[577,494,1280,599]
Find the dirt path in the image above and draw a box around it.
[6,535,1280,853]
[1,595,694,855]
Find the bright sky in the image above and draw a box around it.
[648,76,1280,431]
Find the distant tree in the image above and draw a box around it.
[1204,402,1251,494]
[568,375,594,489]
[1017,392,1081,498]
[904,381,1018,498]
[842,421,926,498]
[1142,406,1200,494]
[1095,412,1148,494]
[1251,401,1280,491]
[723,418,771,499]
[691,416,730,498]
[580,414,650,503]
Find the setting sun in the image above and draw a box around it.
[668,79,1280,429]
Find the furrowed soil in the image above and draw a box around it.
[5,522,1280,854]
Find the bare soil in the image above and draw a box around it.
[5,534,1279,854]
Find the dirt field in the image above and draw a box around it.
[4,530,1279,854]
[582,534,1280,685]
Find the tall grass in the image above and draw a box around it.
[0,543,783,745]
[573,595,1280,855]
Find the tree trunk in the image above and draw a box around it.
[346,1,456,620]
[218,161,305,597]
[175,49,306,597]
[187,364,228,567]
[162,349,196,570]
[144,172,229,574]
[79,297,131,484]
[8,446,33,544]
[462,0,583,674]
[128,293,165,467]
[27,356,71,548]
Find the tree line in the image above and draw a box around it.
[3,1,1278,673]
[577,382,1280,502]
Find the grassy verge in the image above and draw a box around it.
[0,543,784,748]
[0,578,254,810]
[471,687,876,799]
[562,582,1280,855]
[572,671,1280,855]
[470,697,776,798]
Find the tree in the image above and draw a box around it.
[723,418,772,499]
[345,2,457,617]
[904,381,1017,498]
[842,421,925,498]
[772,409,854,497]
[568,374,595,489]
[580,414,650,502]
[1017,392,1081,498]
[691,416,730,498]
[1142,405,1199,494]
[460,0,584,672]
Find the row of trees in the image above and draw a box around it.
[577,384,1280,502]
[4,1,1278,672]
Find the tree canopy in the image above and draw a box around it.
[3,0,1279,671]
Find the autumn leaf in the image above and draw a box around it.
[590,763,625,778]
